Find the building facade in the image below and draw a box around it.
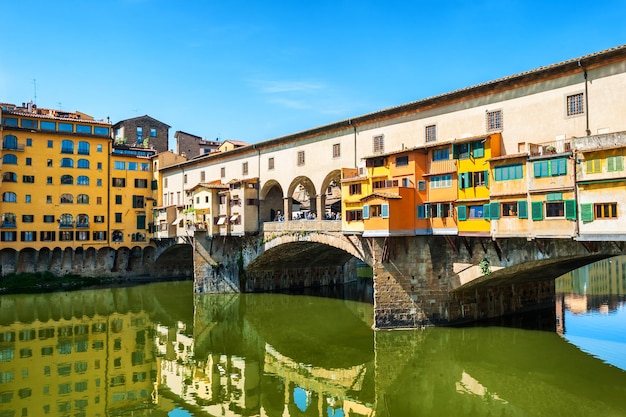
[112,115,170,153]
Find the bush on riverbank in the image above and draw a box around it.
[0,272,116,294]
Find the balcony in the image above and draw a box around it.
[427,159,457,175]
[528,140,572,157]
[2,144,24,151]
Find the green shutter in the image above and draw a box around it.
[381,204,389,218]
[137,215,146,230]
[362,205,369,219]
[565,200,576,220]
[550,158,567,176]
[532,201,543,221]
[452,145,459,159]
[617,156,624,171]
[458,205,467,221]
[472,142,484,158]
[518,200,528,219]
[547,192,563,201]
[417,205,426,219]
[484,203,491,220]
[580,203,594,222]
[490,202,500,219]
[484,170,489,186]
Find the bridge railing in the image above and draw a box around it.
[263,220,342,233]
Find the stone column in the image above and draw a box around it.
[283,197,291,221]
[315,194,325,218]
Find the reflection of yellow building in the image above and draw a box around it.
[0,296,156,416]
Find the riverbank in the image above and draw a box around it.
[0,272,191,294]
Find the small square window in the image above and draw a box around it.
[150,128,157,137]
[25,195,31,203]
[220,167,225,178]
[268,157,275,170]
[242,162,249,175]
[486,110,502,131]
[47,159,52,167]
[567,93,584,116]
[47,140,53,148]
[47,176,52,184]
[26,138,32,146]
[97,144,102,152]
[297,151,305,166]
[25,158,32,166]
[425,125,437,142]
[332,143,341,158]
[373,135,384,154]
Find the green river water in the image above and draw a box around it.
[0,256,625,417]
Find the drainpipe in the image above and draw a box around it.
[579,60,591,136]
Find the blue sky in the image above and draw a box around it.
[1,1,625,150]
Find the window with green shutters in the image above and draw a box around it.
[417,205,426,219]
[580,203,594,222]
[471,141,485,158]
[494,164,523,181]
[607,156,624,172]
[531,201,543,220]
[137,215,146,230]
[457,205,467,221]
[586,158,601,174]
[518,200,528,219]
[483,203,491,220]
[534,158,567,177]
[459,172,473,189]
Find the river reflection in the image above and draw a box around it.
[0,260,625,417]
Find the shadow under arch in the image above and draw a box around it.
[153,243,194,278]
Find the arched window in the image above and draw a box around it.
[60,193,74,204]
[77,194,89,204]
[77,159,89,169]
[60,175,74,185]
[2,154,17,165]
[2,172,17,182]
[59,213,73,227]
[77,141,90,155]
[2,192,16,202]
[112,230,124,242]
[76,214,89,227]
[60,158,74,168]
[61,139,74,154]
[2,135,18,149]
[77,176,89,186]
[1,213,16,226]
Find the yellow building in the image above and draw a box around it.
[340,167,369,235]
[1,102,111,250]
[456,133,501,237]
[109,145,158,247]
[423,142,458,235]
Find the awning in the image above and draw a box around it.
[230,214,239,222]
[171,217,184,226]
[217,216,227,225]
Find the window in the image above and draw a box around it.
[77,175,89,185]
[25,195,31,203]
[2,192,16,202]
[396,155,409,166]
[1,231,16,241]
[2,172,16,182]
[486,110,502,131]
[417,180,426,191]
[59,213,73,227]
[200,171,206,182]
[77,141,90,155]
[472,141,485,158]
[297,150,305,166]
[2,135,18,149]
[2,154,17,164]
[135,179,148,188]
[242,162,249,175]
[96,196,102,204]
[77,194,89,204]
[95,126,109,135]
[468,205,484,219]
[97,144,103,152]
[458,172,473,189]
[349,183,362,195]
[430,174,452,189]
[333,143,341,158]
[595,203,618,219]
[607,156,624,172]
[2,117,17,126]
[133,195,144,208]
[502,202,518,217]
[43,215,55,223]
[21,231,36,242]
[76,124,91,134]
[533,158,567,177]
[150,128,157,137]
[112,178,126,187]
[473,171,488,187]
[77,159,89,169]
[128,162,137,171]
[494,164,523,181]
[93,231,107,241]
[137,126,143,142]
[183,174,187,184]
[546,201,565,218]
[94,216,105,223]
[60,157,74,168]
[25,157,32,166]
[22,215,34,223]
[47,139,53,148]
[114,161,125,170]
[566,93,584,116]
[47,159,53,167]
[26,138,32,146]
[220,167,225,178]
[268,157,275,170]
[433,148,450,161]
[425,125,437,142]
[454,143,470,160]
[115,195,122,205]
[47,176,53,184]
[115,213,123,223]
[42,121,56,130]
[346,209,363,221]
[585,158,601,173]
[41,231,55,241]
[61,139,74,153]
[141,163,149,171]
[60,174,73,185]
[373,135,384,154]
[20,119,37,129]
[60,193,73,204]
[97,179,103,186]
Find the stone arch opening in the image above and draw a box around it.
[260,180,284,222]
[287,176,316,220]
[320,169,342,220]
[153,243,193,278]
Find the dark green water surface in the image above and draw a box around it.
[0,257,625,417]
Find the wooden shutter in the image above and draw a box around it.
[458,205,467,221]
[531,201,543,221]
[580,203,594,222]
[518,200,528,219]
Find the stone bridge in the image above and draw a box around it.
[193,222,624,328]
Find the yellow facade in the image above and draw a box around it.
[456,134,501,236]
[424,143,458,235]
[1,104,111,250]
[340,168,369,234]
[109,147,158,247]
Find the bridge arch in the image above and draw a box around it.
[287,175,316,220]
[260,179,284,222]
